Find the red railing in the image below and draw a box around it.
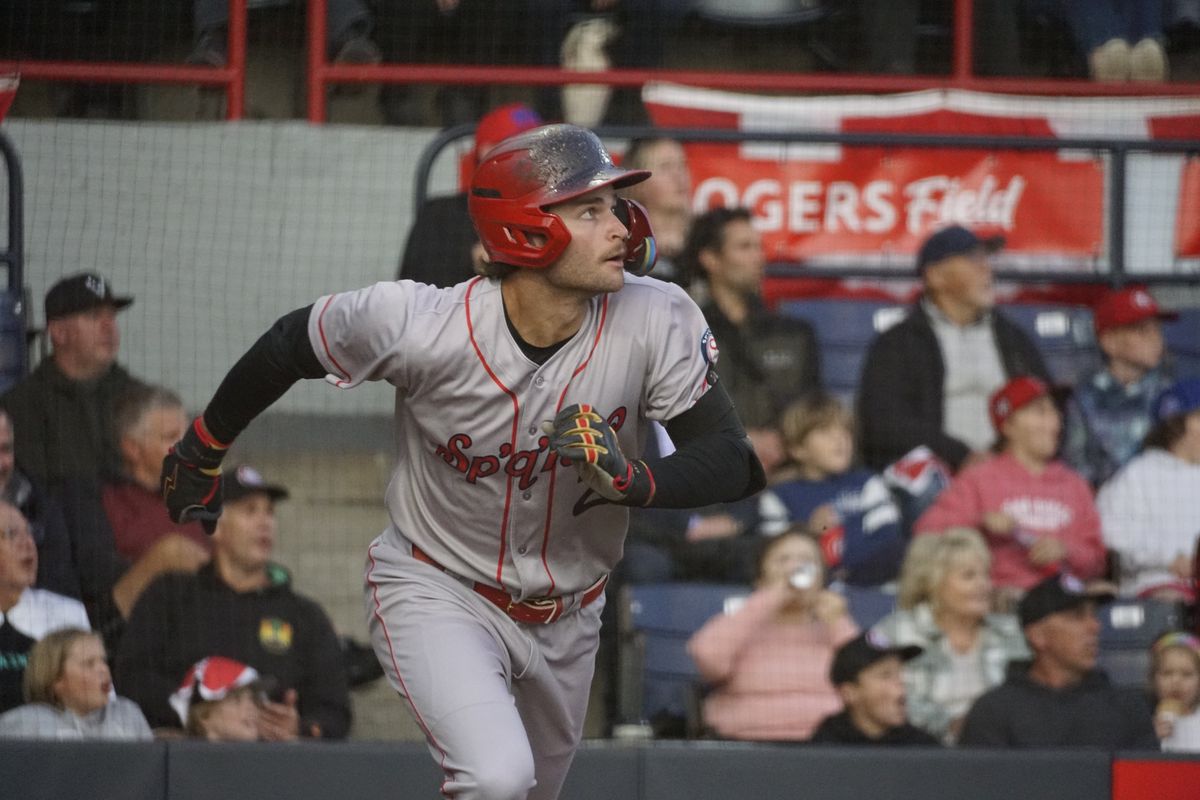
[306,0,1200,124]
[0,0,248,121]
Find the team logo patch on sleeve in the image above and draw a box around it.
[700,328,720,385]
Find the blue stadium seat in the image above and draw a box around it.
[839,582,898,630]
[998,303,1101,387]
[777,298,907,401]
[1163,308,1200,379]
[1096,599,1186,689]
[0,291,27,395]
[617,582,749,726]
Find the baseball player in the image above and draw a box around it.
[161,124,765,800]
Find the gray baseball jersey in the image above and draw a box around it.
[307,274,716,800]
[308,274,713,597]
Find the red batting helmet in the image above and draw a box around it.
[469,124,651,270]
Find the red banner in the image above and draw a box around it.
[643,84,1200,266]
[688,146,1103,263]
[0,75,16,124]
[1112,759,1200,800]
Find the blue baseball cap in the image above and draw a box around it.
[916,225,1005,274]
[1154,377,1200,422]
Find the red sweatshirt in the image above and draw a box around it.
[914,453,1105,590]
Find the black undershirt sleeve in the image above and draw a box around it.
[201,305,325,444]
[639,382,766,509]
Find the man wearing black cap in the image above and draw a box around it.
[959,573,1156,748]
[0,272,146,484]
[857,226,1050,473]
[114,465,351,740]
[810,631,938,745]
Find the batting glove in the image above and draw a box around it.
[543,403,654,506]
[161,417,228,534]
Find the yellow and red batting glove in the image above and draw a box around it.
[543,403,654,506]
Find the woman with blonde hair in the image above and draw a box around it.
[872,528,1027,743]
[0,628,151,740]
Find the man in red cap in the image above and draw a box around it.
[397,103,544,287]
[1063,286,1177,487]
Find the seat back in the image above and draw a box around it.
[1097,599,1186,689]
[839,582,898,630]
[617,582,750,726]
[999,303,1101,387]
[0,290,24,394]
[1163,308,1200,378]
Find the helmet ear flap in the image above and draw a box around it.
[615,198,657,277]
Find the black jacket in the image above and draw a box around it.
[809,710,940,746]
[856,301,1050,472]
[114,562,351,738]
[0,359,145,484]
[702,296,820,430]
[397,192,478,287]
[959,662,1158,749]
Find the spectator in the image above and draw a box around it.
[1151,631,1200,752]
[0,627,150,740]
[1098,376,1200,601]
[759,393,905,586]
[103,384,209,562]
[188,0,380,68]
[860,0,1023,77]
[169,655,266,742]
[682,206,820,461]
[0,408,207,640]
[1,273,146,485]
[959,572,1157,748]
[857,226,1050,473]
[872,529,1029,743]
[621,137,693,286]
[1045,0,1169,81]
[809,630,937,746]
[915,377,1106,598]
[687,531,857,741]
[0,502,90,713]
[115,465,351,739]
[396,103,544,287]
[1063,286,1177,488]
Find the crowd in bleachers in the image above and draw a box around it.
[0,110,1196,764]
[2,1,1200,123]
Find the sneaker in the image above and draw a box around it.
[186,28,228,68]
[1088,38,1131,82]
[1129,37,1168,81]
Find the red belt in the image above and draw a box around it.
[410,544,607,625]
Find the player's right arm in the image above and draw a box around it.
[162,282,415,529]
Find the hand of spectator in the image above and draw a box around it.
[1028,537,1067,566]
[258,689,301,742]
[685,514,742,543]
[1154,712,1176,741]
[746,427,785,475]
[811,589,848,625]
[807,504,839,534]
[146,533,211,574]
[1171,554,1192,579]
[436,0,460,14]
[982,511,1016,537]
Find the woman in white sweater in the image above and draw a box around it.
[1098,377,1200,600]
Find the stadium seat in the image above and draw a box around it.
[616,582,749,731]
[0,292,26,396]
[777,298,907,401]
[1163,308,1200,378]
[999,303,1101,387]
[1096,599,1187,689]
[839,582,898,630]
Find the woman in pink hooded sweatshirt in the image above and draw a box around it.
[915,376,1106,600]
